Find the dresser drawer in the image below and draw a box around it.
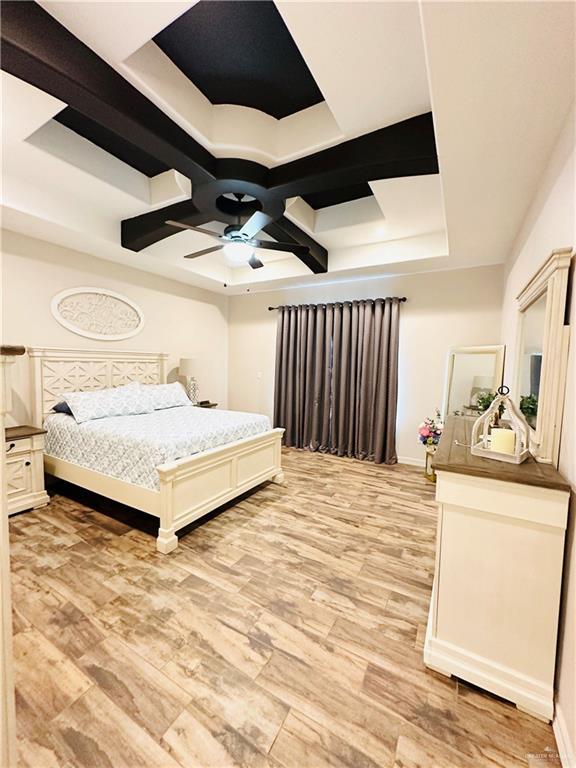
[6,454,33,499]
[6,437,33,456]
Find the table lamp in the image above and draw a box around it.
[179,358,198,403]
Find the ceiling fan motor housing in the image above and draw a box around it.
[223,224,248,241]
[191,161,286,229]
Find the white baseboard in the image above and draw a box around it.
[424,635,553,721]
[554,703,576,768]
[397,455,426,468]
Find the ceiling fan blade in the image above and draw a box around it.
[247,239,310,257]
[248,254,264,270]
[183,245,224,259]
[238,211,273,240]
[166,220,221,239]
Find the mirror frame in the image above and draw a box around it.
[442,344,506,420]
[514,248,572,466]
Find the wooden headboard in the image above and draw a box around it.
[28,347,168,426]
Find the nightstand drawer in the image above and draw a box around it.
[6,454,33,499]
[5,425,50,515]
[6,437,33,455]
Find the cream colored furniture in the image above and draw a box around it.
[514,248,572,465]
[28,347,284,553]
[426,417,570,722]
[5,426,50,515]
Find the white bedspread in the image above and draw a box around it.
[44,406,271,490]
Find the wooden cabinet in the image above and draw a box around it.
[5,426,50,515]
[425,417,570,722]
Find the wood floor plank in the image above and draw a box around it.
[257,650,402,767]
[172,601,273,679]
[393,727,481,768]
[13,629,92,736]
[50,686,181,768]
[162,700,281,768]
[270,709,384,768]
[36,600,106,660]
[11,448,560,768]
[250,610,367,689]
[77,635,192,739]
[162,650,289,753]
[40,560,119,614]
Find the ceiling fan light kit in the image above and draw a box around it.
[167,208,306,269]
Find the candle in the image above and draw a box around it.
[490,428,516,455]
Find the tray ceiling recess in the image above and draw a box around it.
[154,1,324,120]
[1,1,439,275]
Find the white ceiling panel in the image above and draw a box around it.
[420,1,575,265]
[370,175,446,241]
[277,1,431,136]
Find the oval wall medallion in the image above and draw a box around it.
[51,288,145,341]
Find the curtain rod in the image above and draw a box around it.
[267,297,407,311]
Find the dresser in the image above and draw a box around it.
[425,416,570,722]
[5,425,50,515]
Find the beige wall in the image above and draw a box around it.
[228,265,503,464]
[500,107,575,762]
[1,230,229,425]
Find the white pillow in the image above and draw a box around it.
[63,382,153,423]
[138,382,191,410]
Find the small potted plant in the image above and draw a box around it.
[418,410,444,482]
[520,394,538,428]
[475,390,506,426]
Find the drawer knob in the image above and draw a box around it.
[25,461,31,467]
[7,443,15,452]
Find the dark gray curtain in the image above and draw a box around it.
[273,298,400,464]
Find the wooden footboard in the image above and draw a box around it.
[45,428,285,553]
[155,428,285,553]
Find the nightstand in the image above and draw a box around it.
[5,426,50,515]
[194,402,218,408]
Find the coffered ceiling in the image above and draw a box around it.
[1,1,574,294]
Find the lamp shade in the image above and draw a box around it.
[179,357,196,377]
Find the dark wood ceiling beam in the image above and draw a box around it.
[268,113,438,199]
[262,217,328,274]
[121,200,214,252]
[0,2,437,277]
[0,1,216,186]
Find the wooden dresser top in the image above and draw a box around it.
[432,416,570,492]
[5,425,46,441]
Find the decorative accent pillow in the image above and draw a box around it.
[52,401,73,415]
[138,382,191,410]
[63,382,153,423]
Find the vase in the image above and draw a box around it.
[425,445,437,483]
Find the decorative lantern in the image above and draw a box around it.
[471,386,531,464]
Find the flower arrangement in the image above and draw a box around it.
[418,410,444,447]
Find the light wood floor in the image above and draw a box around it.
[10,449,560,768]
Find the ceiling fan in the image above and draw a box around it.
[166,206,311,270]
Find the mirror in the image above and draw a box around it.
[442,345,506,418]
[518,293,546,429]
[515,248,572,465]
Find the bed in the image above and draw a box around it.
[29,347,284,552]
